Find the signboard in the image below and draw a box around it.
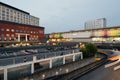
[109,29,117,37]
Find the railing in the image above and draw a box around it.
[0,51,83,80]
[0,49,79,66]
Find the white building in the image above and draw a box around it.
[84,18,106,30]
[0,2,39,26]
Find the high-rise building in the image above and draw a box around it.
[84,18,106,30]
[0,2,39,26]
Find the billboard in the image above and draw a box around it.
[49,34,63,38]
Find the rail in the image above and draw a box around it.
[47,53,107,80]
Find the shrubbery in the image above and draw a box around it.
[80,43,97,58]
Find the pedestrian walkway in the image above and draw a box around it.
[19,57,95,80]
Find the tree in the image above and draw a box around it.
[80,43,97,58]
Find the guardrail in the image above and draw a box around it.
[47,53,107,80]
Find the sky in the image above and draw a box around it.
[0,0,120,33]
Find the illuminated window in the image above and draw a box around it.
[11,34,14,41]
[6,34,9,36]
[11,29,14,32]
[1,34,4,41]
[6,29,10,31]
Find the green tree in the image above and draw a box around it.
[80,43,97,58]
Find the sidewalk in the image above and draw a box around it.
[19,57,95,80]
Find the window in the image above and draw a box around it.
[2,17,5,20]
[11,34,14,41]
[16,30,19,32]
[11,29,14,32]
[0,35,1,41]
[1,34,4,41]
[11,34,14,37]
[6,34,10,41]
[20,30,23,32]
[10,10,13,12]
[6,34,9,36]
[1,28,4,31]
[2,10,5,14]
[6,29,10,31]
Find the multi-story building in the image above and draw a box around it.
[47,26,120,43]
[0,2,44,47]
[84,18,106,30]
[0,2,39,26]
[0,20,44,42]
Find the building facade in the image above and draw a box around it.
[0,2,39,26]
[0,2,44,46]
[0,21,44,42]
[84,18,106,30]
[47,26,120,43]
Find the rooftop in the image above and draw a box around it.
[50,26,120,34]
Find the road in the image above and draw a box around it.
[76,60,120,80]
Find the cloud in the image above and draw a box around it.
[1,0,120,33]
